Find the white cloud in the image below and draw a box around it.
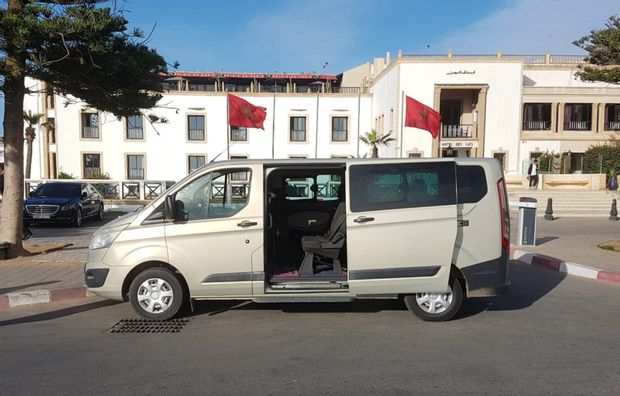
[434,0,617,55]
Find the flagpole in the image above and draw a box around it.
[226,94,230,160]
[399,91,405,158]
[272,93,276,159]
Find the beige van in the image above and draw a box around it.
[85,158,510,321]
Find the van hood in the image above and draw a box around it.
[100,209,141,230]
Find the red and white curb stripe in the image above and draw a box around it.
[512,248,620,284]
[0,286,89,309]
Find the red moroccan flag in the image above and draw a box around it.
[228,94,267,129]
[405,95,441,138]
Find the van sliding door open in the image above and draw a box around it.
[346,161,457,295]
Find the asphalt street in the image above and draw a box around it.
[1,261,619,395]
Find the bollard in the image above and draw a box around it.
[610,199,619,221]
[544,197,554,220]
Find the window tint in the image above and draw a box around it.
[284,174,341,201]
[349,162,456,212]
[456,165,487,204]
[175,168,251,221]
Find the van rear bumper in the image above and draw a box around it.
[461,251,510,297]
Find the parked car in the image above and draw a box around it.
[24,182,104,227]
[85,158,510,321]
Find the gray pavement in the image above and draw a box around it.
[0,262,619,395]
[510,216,620,273]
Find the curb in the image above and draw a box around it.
[511,247,620,284]
[0,286,89,309]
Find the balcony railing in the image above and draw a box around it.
[82,126,99,139]
[564,121,592,131]
[523,120,552,131]
[83,167,101,179]
[441,124,473,138]
[25,179,175,201]
[605,121,620,131]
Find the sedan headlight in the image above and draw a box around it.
[89,224,128,250]
[60,203,78,212]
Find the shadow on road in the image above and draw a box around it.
[536,236,559,245]
[454,260,565,320]
[186,260,565,321]
[0,300,120,327]
[0,281,60,294]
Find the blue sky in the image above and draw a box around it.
[1,0,618,135]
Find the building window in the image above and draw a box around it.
[188,115,205,141]
[127,154,145,180]
[83,153,101,179]
[571,152,585,173]
[408,152,422,158]
[230,127,247,142]
[564,104,592,131]
[605,104,620,131]
[126,115,144,140]
[188,155,206,173]
[229,155,248,181]
[46,86,55,109]
[81,112,99,139]
[523,103,552,130]
[290,116,307,141]
[332,116,348,142]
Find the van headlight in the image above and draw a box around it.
[89,224,128,250]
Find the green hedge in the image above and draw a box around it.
[583,145,620,175]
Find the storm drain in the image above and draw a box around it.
[108,318,190,333]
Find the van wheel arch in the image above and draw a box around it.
[451,264,468,296]
[122,261,190,304]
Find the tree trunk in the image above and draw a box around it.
[1,0,27,257]
[372,145,378,158]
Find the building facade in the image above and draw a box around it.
[17,52,620,182]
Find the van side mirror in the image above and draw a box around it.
[164,195,177,220]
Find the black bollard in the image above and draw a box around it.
[610,199,619,221]
[544,197,554,220]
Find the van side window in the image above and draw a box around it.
[175,168,251,220]
[284,174,341,201]
[349,162,456,212]
[457,165,487,204]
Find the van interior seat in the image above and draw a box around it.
[298,185,346,275]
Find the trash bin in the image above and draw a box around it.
[517,197,537,246]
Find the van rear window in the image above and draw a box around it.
[456,165,487,204]
[349,162,456,212]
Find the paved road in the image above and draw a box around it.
[1,261,619,395]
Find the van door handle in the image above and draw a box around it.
[458,220,470,227]
[354,216,375,223]
[237,220,258,228]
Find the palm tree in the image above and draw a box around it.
[359,129,396,158]
[23,111,45,179]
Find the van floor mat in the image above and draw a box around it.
[108,318,190,334]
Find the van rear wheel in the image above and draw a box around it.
[129,268,184,321]
[404,277,463,322]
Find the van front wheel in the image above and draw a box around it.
[129,268,184,321]
[404,277,463,322]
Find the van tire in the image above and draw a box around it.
[404,276,463,322]
[129,268,184,321]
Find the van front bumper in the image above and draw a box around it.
[461,251,510,297]
[84,249,130,301]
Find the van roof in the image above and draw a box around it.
[210,157,499,167]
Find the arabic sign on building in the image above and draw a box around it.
[441,140,479,148]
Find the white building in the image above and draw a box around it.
[18,52,620,182]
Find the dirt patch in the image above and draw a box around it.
[597,240,620,252]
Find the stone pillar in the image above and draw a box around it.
[557,103,565,133]
[597,103,606,133]
[550,102,558,133]
[475,87,488,158]
[591,102,599,132]
[432,86,442,158]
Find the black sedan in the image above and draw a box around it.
[24,182,104,227]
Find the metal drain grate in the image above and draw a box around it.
[109,318,190,333]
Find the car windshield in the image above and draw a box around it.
[32,183,81,198]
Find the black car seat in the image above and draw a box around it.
[298,184,346,275]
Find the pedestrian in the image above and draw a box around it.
[0,163,5,200]
[528,159,539,189]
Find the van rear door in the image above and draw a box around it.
[346,160,457,295]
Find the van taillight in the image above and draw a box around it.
[497,178,510,255]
